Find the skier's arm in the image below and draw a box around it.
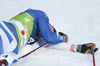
[37,11,64,44]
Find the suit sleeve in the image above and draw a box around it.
[36,10,64,44]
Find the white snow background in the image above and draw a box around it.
[0,0,100,66]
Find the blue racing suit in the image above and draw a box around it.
[24,9,64,44]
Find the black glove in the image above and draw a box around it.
[58,32,68,42]
[0,59,8,66]
[76,43,98,54]
[27,36,35,45]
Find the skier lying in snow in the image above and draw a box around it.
[0,9,98,66]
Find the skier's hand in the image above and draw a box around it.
[0,59,8,66]
[77,43,98,54]
[58,32,68,42]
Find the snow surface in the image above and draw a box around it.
[0,0,100,66]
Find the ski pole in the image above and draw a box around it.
[92,50,96,66]
[18,43,48,59]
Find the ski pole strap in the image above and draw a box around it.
[18,43,48,59]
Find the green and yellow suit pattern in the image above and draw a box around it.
[10,12,34,49]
